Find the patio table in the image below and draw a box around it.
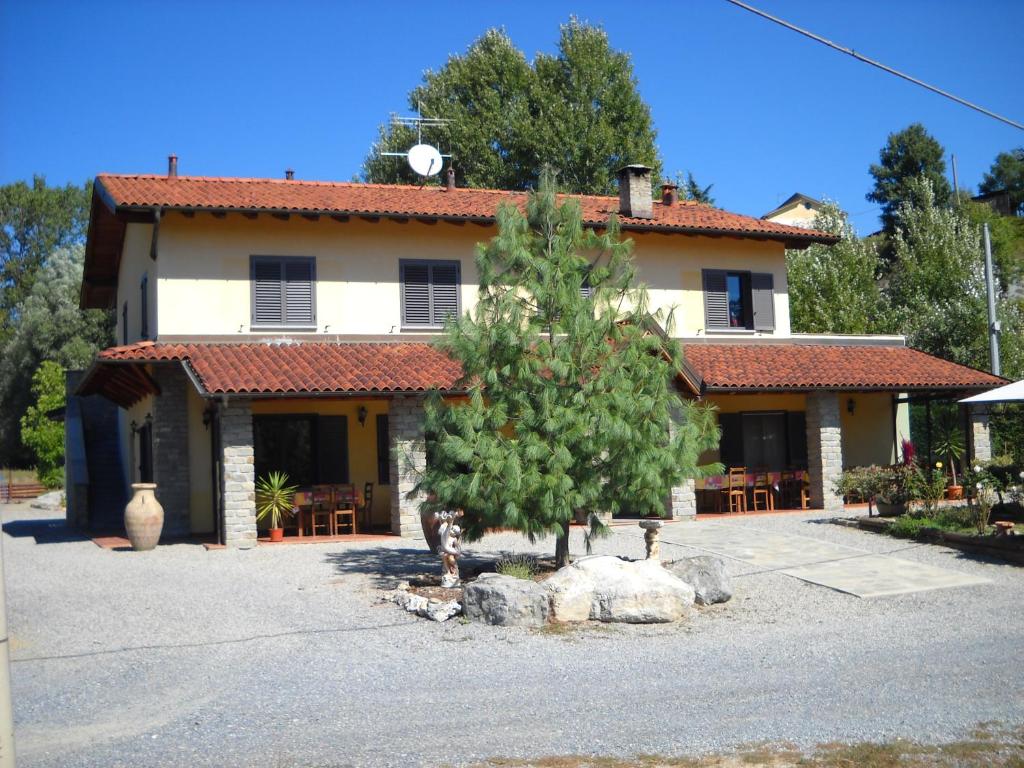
[292,488,363,538]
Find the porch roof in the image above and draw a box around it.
[76,341,464,407]
[682,343,1006,394]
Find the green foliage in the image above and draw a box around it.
[887,507,975,540]
[834,465,886,504]
[961,200,1024,290]
[786,202,886,334]
[0,245,114,465]
[979,147,1024,216]
[990,404,1024,465]
[415,171,719,566]
[885,177,1024,378]
[364,20,660,195]
[931,406,965,486]
[670,171,715,205]
[255,471,298,529]
[495,554,538,580]
[867,123,952,235]
[912,462,949,517]
[19,361,65,488]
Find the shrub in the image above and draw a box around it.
[495,554,538,580]
[888,515,939,540]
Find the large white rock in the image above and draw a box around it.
[665,555,733,605]
[552,555,696,624]
[463,573,551,627]
[544,564,596,623]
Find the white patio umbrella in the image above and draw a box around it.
[959,379,1024,404]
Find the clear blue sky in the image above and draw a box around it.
[2,0,1021,233]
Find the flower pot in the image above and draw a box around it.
[269,527,284,543]
[947,485,963,501]
[875,500,906,517]
[124,483,163,551]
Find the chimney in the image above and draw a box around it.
[661,180,678,206]
[285,168,295,180]
[445,167,455,191]
[167,154,178,178]
[617,165,653,219]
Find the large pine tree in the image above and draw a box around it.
[415,173,718,567]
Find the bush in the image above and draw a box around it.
[19,361,65,489]
[888,515,939,539]
[495,554,538,580]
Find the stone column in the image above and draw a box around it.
[151,364,192,537]
[389,394,427,539]
[969,406,992,463]
[806,392,844,515]
[666,409,697,519]
[220,399,257,549]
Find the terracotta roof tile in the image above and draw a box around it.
[94,174,836,245]
[683,344,1005,392]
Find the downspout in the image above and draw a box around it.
[149,207,162,261]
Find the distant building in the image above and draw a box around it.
[762,193,823,229]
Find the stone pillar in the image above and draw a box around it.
[969,406,992,463]
[151,364,192,537]
[666,410,697,519]
[389,394,427,539]
[806,392,844,514]
[220,399,257,549]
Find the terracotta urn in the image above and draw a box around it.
[947,485,963,501]
[124,483,164,551]
[420,508,442,553]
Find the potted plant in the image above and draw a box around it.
[256,471,297,542]
[875,440,919,517]
[932,412,965,500]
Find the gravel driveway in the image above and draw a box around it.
[5,502,1024,767]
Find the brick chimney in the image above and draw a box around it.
[661,180,678,206]
[167,154,178,178]
[285,168,295,180]
[445,167,455,191]
[617,165,653,219]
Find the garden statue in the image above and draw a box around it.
[639,519,663,560]
[435,510,464,588]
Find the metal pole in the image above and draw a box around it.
[952,154,960,200]
[982,223,1001,376]
[0,529,16,767]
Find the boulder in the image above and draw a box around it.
[572,555,695,623]
[544,565,596,623]
[463,573,550,627]
[665,555,733,605]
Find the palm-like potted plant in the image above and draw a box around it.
[932,414,965,500]
[256,471,297,542]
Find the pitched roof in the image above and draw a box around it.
[682,344,1005,392]
[76,340,1004,409]
[761,192,824,220]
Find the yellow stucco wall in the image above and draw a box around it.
[249,398,392,528]
[116,223,157,345]
[147,212,791,339]
[764,205,819,228]
[186,387,214,533]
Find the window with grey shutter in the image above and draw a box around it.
[250,256,316,327]
[401,260,461,327]
[702,270,729,329]
[580,269,593,299]
[751,273,775,331]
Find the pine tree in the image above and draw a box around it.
[415,172,719,567]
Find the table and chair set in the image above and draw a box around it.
[287,482,374,538]
[699,467,810,514]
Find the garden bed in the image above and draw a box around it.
[845,515,1024,565]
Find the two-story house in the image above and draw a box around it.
[71,160,1003,547]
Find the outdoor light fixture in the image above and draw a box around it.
[847,398,856,415]
[358,405,368,427]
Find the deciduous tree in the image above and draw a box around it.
[415,172,718,568]
[20,361,66,488]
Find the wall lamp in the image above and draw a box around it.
[357,405,368,427]
[847,398,856,415]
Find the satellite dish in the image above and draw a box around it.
[408,143,443,177]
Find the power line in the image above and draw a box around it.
[724,0,1024,132]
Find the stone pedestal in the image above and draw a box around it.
[639,519,663,560]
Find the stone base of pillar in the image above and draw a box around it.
[667,478,697,519]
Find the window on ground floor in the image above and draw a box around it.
[718,410,807,471]
[253,414,349,487]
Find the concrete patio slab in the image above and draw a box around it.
[658,521,990,597]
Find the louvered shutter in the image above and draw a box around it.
[402,262,431,326]
[751,272,775,331]
[718,413,743,468]
[253,259,283,325]
[702,270,729,329]
[430,262,460,324]
[284,259,315,325]
[580,270,593,299]
[376,414,390,485]
[316,415,349,484]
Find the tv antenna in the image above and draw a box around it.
[378,103,451,178]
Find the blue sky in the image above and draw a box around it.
[2,0,1021,233]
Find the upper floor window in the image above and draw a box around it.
[250,256,316,328]
[400,259,460,328]
[702,269,774,331]
[140,274,149,339]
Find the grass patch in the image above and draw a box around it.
[495,554,539,580]
[887,507,982,540]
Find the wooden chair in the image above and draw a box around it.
[752,469,774,512]
[359,482,374,531]
[722,466,747,514]
[331,483,357,535]
[309,485,333,537]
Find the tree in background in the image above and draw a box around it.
[786,202,886,335]
[885,177,1024,378]
[669,171,715,205]
[0,177,91,345]
[0,246,113,466]
[415,172,718,567]
[961,199,1024,291]
[20,361,66,488]
[979,147,1024,216]
[363,20,660,195]
[867,123,952,235]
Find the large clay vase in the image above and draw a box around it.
[124,483,164,551]
[420,509,441,553]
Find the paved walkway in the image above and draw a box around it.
[657,520,990,597]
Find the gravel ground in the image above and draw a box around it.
[5,502,1024,768]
